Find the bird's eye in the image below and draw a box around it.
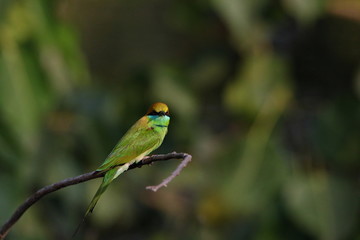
[147,109,169,116]
[147,110,162,116]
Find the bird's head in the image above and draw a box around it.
[146,102,170,117]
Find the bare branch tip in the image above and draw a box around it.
[145,186,157,192]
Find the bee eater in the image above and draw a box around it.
[84,102,170,217]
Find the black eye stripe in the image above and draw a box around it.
[147,110,158,116]
[147,110,170,116]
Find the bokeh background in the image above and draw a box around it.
[0,0,359,239]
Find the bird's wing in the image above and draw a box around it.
[97,117,162,171]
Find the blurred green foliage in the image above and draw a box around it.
[0,0,359,239]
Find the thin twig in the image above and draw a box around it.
[0,152,191,239]
[146,154,192,191]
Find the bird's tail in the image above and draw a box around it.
[72,168,118,238]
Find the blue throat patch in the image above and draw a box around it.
[148,115,170,128]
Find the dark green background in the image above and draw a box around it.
[0,0,359,239]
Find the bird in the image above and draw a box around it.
[73,102,170,236]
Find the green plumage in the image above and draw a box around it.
[83,103,170,219]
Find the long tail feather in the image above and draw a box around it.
[71,168,118,238]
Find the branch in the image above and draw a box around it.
[0,152,191,239]
[146,153,192,191]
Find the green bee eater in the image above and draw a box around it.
[84,102,170,217]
